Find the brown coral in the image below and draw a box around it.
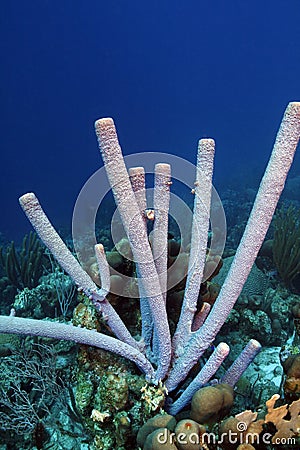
[190,383,234,424]
[282,354,300,399]
[265,393,300,443]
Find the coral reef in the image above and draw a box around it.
[13,270,77,320]
[0,103,300,447]
[137,392,300,449]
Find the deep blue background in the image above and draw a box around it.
[1,0,300,240]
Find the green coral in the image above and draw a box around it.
[0,232,46,291]
[74,338,170,449]
[94,371,128,413]
[113,411,132,448]
[75,370,94,415]
[72,281,171,448]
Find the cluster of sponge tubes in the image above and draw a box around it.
[0,102,299,414]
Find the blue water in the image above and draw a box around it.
[1,0,300,240]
